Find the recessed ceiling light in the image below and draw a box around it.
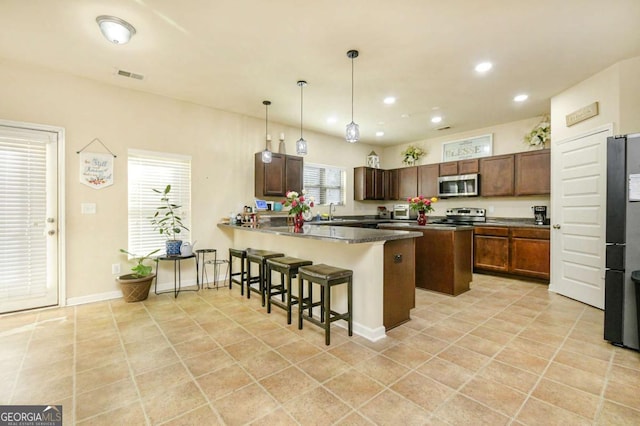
[475,62,493,73]
[326,116,338,124]
[431,116,442,124]
[514,94,529,102]
[376,131,385,137]
[383,97,396,105]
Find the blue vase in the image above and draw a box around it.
[166,240,182,256]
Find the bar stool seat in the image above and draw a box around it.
[266,256,313,324]
[228,248,248,295]
[246,249,284,306]
[298,264,353,345]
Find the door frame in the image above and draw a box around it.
[549,123,612,308]
[0,118,66,308]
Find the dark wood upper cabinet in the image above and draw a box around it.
[354,167,385,200]
[255,152,303,197]
[397,167,418,200]
[417,164,439,197]
[479,154,515,197]
[439,161,458,176]
[385,169,399,200]
[458,159,479,174]
[285,155,303,195]
[439,159,479,176]
[515,149,550,195]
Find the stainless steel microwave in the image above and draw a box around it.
[438,173,479,197]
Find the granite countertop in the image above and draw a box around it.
[218,223,422,244]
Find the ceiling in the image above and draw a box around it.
[1,0,639,145]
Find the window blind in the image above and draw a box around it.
[303,163,345,206]
[128,150,191,256]
[0,129,50,299]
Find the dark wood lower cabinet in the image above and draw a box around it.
[383,238,415,330]
[473,227,509,273]
[474,226,550,280]
[415,228,472,295]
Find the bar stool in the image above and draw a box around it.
[266,256,313,324]
[298,264,353,345]
[196,249,229,289]
[228,248,248,295]
[246,249,284,306]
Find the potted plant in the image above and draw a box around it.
[401,145,425,166]
[116,248,159,302]
[149,184,189,255]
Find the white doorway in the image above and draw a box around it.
[549,124,612,309]
[0,120,64,314]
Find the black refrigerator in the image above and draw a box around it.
[604,133,640,350]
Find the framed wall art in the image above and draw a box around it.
[442,134,493,162]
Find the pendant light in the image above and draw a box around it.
[346,49,360,143]
[296,80,308,156]
[261,100,272,163]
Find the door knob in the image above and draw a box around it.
[552,224,561,229]
[48,230,55,235]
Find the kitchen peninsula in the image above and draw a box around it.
[218,223,422,341]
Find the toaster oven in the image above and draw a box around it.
[393,204,417,220]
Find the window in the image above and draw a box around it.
[128,149,191,255]
[303,163,345,206]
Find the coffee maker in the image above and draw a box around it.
[532,206,547,225]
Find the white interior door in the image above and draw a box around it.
[549,125,612,309]
[0,121,62,313]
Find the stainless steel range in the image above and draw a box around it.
[432,207,486,224]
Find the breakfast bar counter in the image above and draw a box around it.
[218,223,422,340]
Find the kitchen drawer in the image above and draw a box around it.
[474,226,509,237]
[510,227,550,239]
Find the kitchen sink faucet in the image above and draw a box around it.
[329,203,335,221]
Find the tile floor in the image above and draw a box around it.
[1,274,639,425]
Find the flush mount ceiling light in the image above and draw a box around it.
[475,61,493,73]
[261,100,272,163]
[431,116,443,123]
[346,49,360,143]
[383,96,396,105]
[514,94,529,102]
[296,81,308,156]
[96,15,136,44]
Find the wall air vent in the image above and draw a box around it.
[437,126,451,131]
[116,69,144,80]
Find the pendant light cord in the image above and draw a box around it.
[351,56,354,121]
[265,103,269,141]
[300,83,304,139]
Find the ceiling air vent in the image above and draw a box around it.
[437,126,451,131]
[116,69,144,80]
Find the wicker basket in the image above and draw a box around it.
[117,274,155,302]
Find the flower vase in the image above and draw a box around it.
[293,212,305,232]
[417,210,427,226]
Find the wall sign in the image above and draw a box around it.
[80,152,114,189]
[566,101,599,127]
[442,134,493,162]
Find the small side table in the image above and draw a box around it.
[155,254,197,298]
[196,249,229,289]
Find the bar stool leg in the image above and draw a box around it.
[298,276,304,330]
[266,264,273,314]
[348,276,353,336]
[324,280,331,345]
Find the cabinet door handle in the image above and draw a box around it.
[552,224,561,229]
[394,254,403,263]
